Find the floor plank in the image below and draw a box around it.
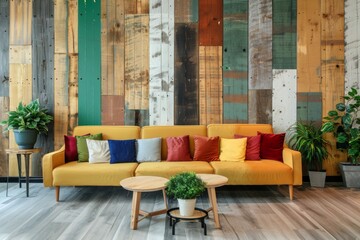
[0,183,359,239]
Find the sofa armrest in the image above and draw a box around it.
[42,146,65,187]
[283,148,302,186]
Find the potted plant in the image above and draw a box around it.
[321,87,360,187]
[288,122,330,187]
[1,99,53,149]
[165,172,206,216]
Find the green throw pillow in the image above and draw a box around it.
[76,133,102,162]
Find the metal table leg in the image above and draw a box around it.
[16,154,22,188]
[25,154,30,197]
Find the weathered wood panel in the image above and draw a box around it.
[101,0,125,125]
[321,0,344,117]
[272,70,297,133]
[0,1,10,176]
[248,0,272,89]
[174,23,198,125]
[54,0,68,150]
[9,0,32,45]
[0,97,9,176]
[31,0,54,176]
[9,0,33,176]
[272,0,296,69]
[223,0,248,123]
[199,46,223,125]
[0,0,9,97]
[199,0,223,46]
[248,90,272,124]
[149,0,174,125]
[78,0,101,125]
[344,0,360,92]
[297,0,321,92]
[125,0,149,14]
[248,0,272,124]
[124,14,149,118]
[174,0,198,23]
[68,0,78,134]
[297,92,322,125]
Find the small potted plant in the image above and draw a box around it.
[321,87,360,187]
[165,172,206,216]
[1,99,53,149]
[288,122,330,187]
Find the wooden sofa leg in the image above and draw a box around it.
[56,186,60,202]
[289,185,293,200]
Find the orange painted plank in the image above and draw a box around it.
[199,0,223,46]
[297,0,321,92]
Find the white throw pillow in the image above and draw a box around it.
[86,139,110,163]
[136,138,161,162]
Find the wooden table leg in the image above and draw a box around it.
[131,191,141,230]
[16,154,22,188]
[24,154,30,197]
[208,187,221,228]
[162,189,168,210]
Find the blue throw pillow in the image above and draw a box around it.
[108,139,136,164]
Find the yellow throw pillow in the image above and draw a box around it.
[219,138,247,162]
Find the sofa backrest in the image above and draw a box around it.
[207,124,273,138]
[141,125,207,160]
[73,126,141,140]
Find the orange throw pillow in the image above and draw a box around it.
[193,135,220,162]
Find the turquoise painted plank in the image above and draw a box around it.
[223,0,248,123]
[191,0,198,22]
[272,0,296,69]
[297,92,322,127]
[78,0,101,125]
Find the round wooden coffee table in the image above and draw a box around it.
[196,174,228,228]
[120,176,169,230]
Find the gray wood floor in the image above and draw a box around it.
[0,182,360,240]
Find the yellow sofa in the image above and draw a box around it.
[42,124,302,201]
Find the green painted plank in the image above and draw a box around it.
[191,0,198,23]
[297,92,322,127]
[223,0,248,123]
[78,0,101,125]
[272,0,296,69]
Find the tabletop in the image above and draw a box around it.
[120,176,169,192]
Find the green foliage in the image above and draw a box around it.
[321,87,360,165]
[289,122,329,171]
[1,99,53,134]
[165,172,206,200]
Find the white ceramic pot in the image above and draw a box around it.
[178,198,196,216]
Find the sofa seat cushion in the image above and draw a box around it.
[210,160,293,185]
[135,161,214,179]
[53,161,138,186]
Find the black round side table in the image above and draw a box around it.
[167,207,208,235]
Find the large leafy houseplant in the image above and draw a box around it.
[289,122,330,172]
[1,99,53,149]
[1,99,53,133]
[321,87,360,165]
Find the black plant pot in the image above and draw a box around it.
[13,129,39,149]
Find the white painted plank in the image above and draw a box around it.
[344,0,360,93]
[272,69,297,133]
[149,0,174,125]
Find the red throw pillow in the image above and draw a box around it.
[234,134,261,160]
[166,135,192,161]
[64,133,90,162]
[193,136,220,162]
[258,132,285,161]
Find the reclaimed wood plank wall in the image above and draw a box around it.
[0,0,9,176]
[0,0,357,177]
